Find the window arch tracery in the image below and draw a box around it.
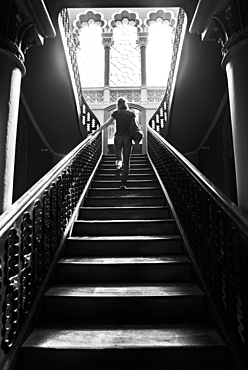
[71,8,179,89]
[109,10,142,87]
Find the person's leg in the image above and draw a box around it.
[114,136,123,178]
[121,136,132,187]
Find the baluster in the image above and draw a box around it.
[20,212,33,315]
[50,182,58,255]
[2,228,20,349]
[43,190,51,271]
[33,200,44,289]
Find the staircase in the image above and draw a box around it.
[19,154,227,370]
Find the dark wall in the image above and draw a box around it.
[198,101,237,203]
[13,103,54,202]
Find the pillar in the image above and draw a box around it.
[0,0,55,214]
[222,38,248,213]
[137,33,149,154]
[102,33,113,154]
[102,33,113,103]
[137,32,149,103]
[190,0,248,214]
[0,43,26,214]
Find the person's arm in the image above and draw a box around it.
[92,116,114,136]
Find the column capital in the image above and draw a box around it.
[190,0,248,59]
[0,0,55,68]
[137,32,149,48]
[102,32,114,48]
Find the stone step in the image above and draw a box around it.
[56,255,191,283]
[83,196,166,207]
[96,168,155,175]
[90,180,159,188]
[72,219,176,236]
[78,206,170,220]
[42,283,205,324]
[102,155,149,162]
[20,324,227,370]
[99,163,152,169]
[66,235,182,257]
[101,158,151,165]
[87,187,163,197]
[94,173,157,181]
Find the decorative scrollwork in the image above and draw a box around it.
[20,212,33,315]
[2,228,20,350]
[33,200,44,290]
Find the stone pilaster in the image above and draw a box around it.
[0,0,55,214]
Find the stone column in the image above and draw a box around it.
[0,0,55,214]
[212,1,248,214]
[190,0,248,214]
[222,37,248,213]
[137,32,149,103]
[102,33,113,154]
[102,33,113,103]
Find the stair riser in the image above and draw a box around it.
[91,181,159,188]
[101,160,151,165]
[43,297,205,323]
[87,188,163,197]
[94,174,157,181]
[99,164,151,170]
[20,347,227,370]
[56,264,191,283]
[72,221,175,236]
[66,238,182,256]
[79,208,170,220]
[96,169,155,175]
[83,197,166,207]
[102,156,150,161]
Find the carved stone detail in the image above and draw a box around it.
[102,33,114,48]
[0,0,54,65]
[210,1,248,57]
[137,33,149,48]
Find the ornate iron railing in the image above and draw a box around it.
[0,134,102,357]
[59,8,100,135]
[147,126,248,368]
[148,8,187,135]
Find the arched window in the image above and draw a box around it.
[76,19,104,87]
[146,11,176,87]
[110,20,141,87]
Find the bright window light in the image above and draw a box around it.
[77,23,104,87]
[146,21,174,87]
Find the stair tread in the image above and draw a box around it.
[58,255,190,265]
[86,196,164,199]
[68,235,181,241]
[80,206,168,210]
[74,219,174,223]
[22,323,226,349]
[45,283,204,298]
